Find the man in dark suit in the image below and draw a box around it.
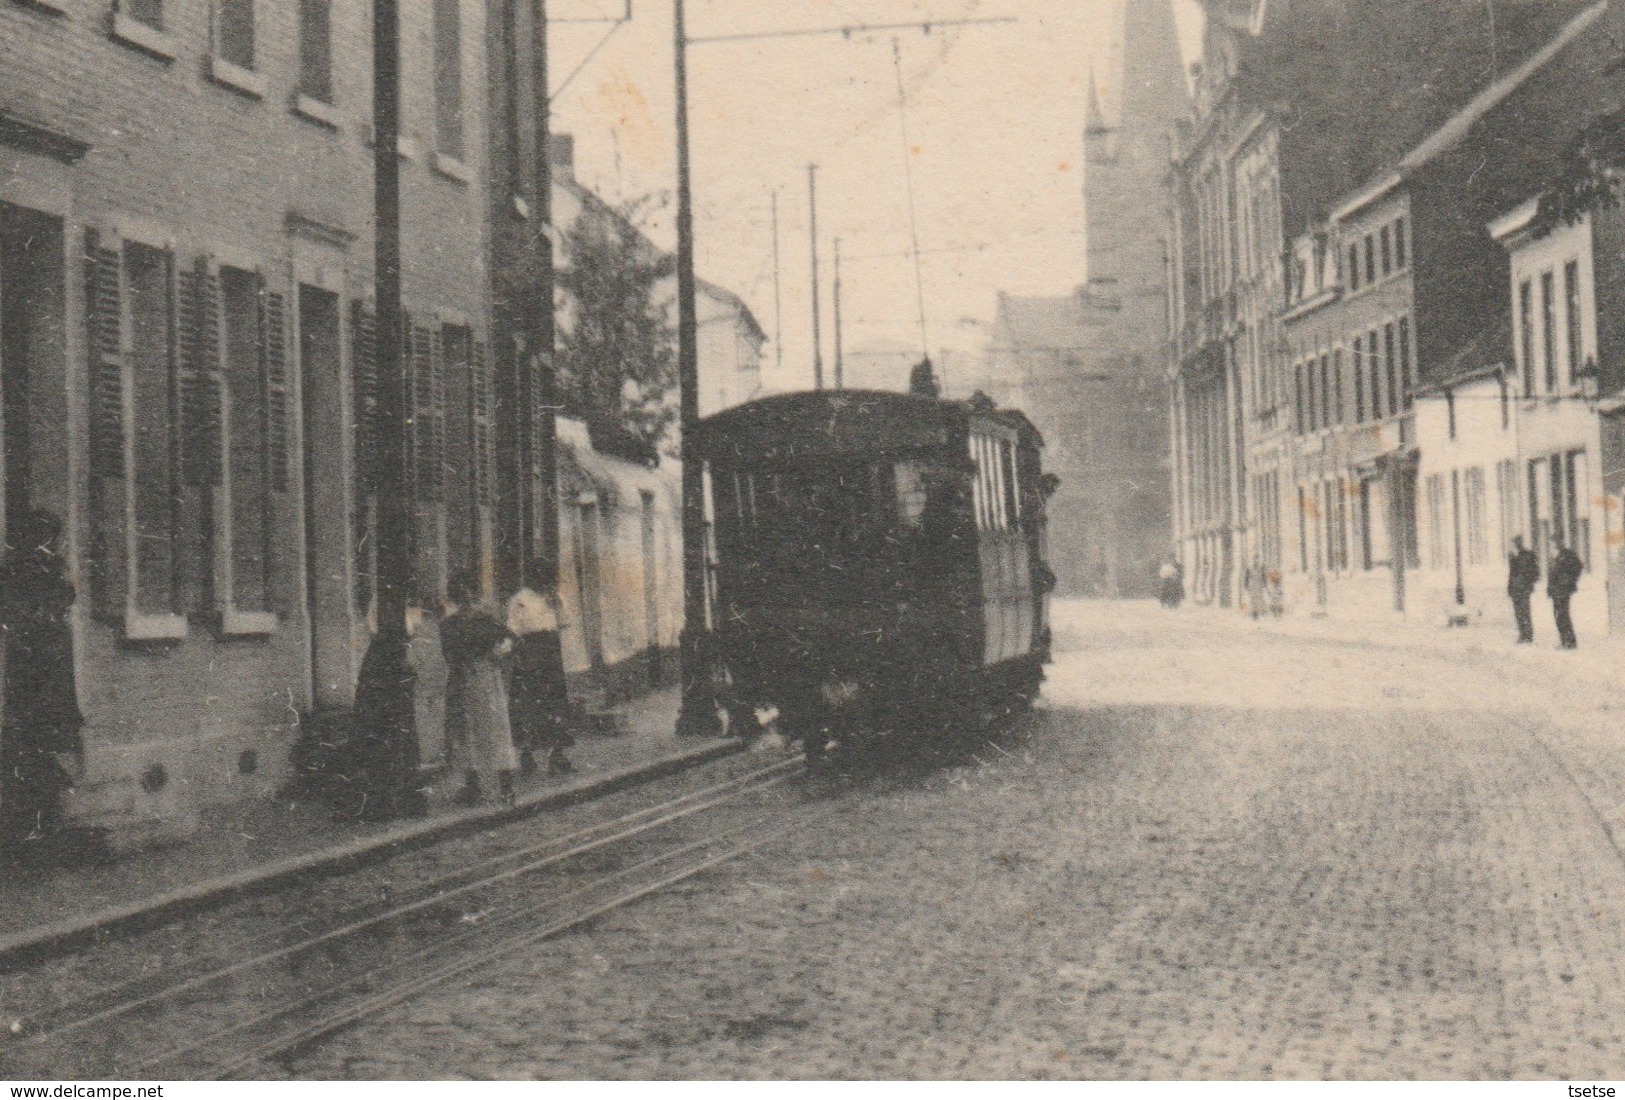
[1548,533,1584,650]
[1507,535,1539,644]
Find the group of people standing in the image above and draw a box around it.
[0,505,581,864]
[437,570,577,808]
[1506,534,1585,649]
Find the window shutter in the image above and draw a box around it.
[409,319,440,502]
[431,326,447,502]
[178,260,224,487]
[351,300,378,493]
[86,235,124,480]
[260,285,290,492]
[472,338,492,506]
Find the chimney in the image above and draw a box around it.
[548,134,575,182]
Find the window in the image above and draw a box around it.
[1365,235,1377,285]
[299,0,334,104]
[434,0,465,159]
[1314,354,1328,427]
[1398,316,1413,409]
[1368,328,1383,418]
[1294,362,1306,434]
[1497,457,1520,551]
[1384,322,1398,418]
[1565,259,1582,382]
[1298,485,1309,574]
[126,243,179,618]
[1542,270,1557,392]
[1426,473,1448,570]
[1352,336,1365,422]
[127,0,164,30]
[1464,466,1487,566]
[1394,216,1408,269]
[1348,244,1361,291]
[1332,350,1344,426]
[217,0,255,69]
[1519,279,1534,394]
[1380,225,1392,275]
[221,268,270,614]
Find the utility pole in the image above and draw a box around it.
[533,0,559,591]
[672,0,714,738]
[833,236,844,390]
[809,164,823,390]
[670,9,1015,740]
[771,189,783,376]
[352,0,421,820]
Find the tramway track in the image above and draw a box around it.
[186,820,802,1080]
[2,755,806,1078]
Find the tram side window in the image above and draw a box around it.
[895,461,929,528]
[1001,441,1020,525]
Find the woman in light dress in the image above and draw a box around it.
[440,570,520,806]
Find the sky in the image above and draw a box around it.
[547,0,1203,395]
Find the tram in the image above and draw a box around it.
[688,387,1054,757]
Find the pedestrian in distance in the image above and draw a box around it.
[1266,567,1285,619]
[1158,558,1184,609]
[1548,533,1583,650]
[1246,558,1266,621]
[0,508,94,864]
[440,569,521,806]
[1507,535,1539,645]
[506,585,576,777]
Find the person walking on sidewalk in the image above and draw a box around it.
[1548,533,1583,650]
[506,586,576,776]
[0,509,88,861]
[1507,535,1539,644]
[441,570,520,806]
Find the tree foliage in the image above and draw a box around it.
[556,193,676,463]
[1532,107,1625,238]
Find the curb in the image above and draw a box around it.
[0,736,745,972]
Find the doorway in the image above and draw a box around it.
[573,499,604,670]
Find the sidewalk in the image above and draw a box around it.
[1199,599,1625,692]
[0,685,741,967]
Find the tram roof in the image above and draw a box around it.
[688,389,1041,464]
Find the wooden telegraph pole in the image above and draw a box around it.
[352,0,422,819]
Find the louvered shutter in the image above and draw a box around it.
[409,319,440,502]
[178,260,223,487]
[86,235,124,480]
[472,338,492,507]
[260,285,290,492]
[430,326,447,503]
[351,301,378,494]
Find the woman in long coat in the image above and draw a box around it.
[0,509,85,855]
[506,587,574,775]
[440,570,520,806]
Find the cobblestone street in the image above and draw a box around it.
[285,601,1625,1079]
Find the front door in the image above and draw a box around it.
[574,500,604,670]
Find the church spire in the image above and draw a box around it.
[1085,64,1110,134]
[1118,0,1189,139]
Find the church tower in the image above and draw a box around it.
[1082,0,1190,328]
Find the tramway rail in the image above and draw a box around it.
[3,755,807,1078]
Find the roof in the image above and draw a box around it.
[688,389,1041,463]
[1416,313,1513,396]
[1330,0,1608,223]
[696,277,768,344]
[990,290,1112,354]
